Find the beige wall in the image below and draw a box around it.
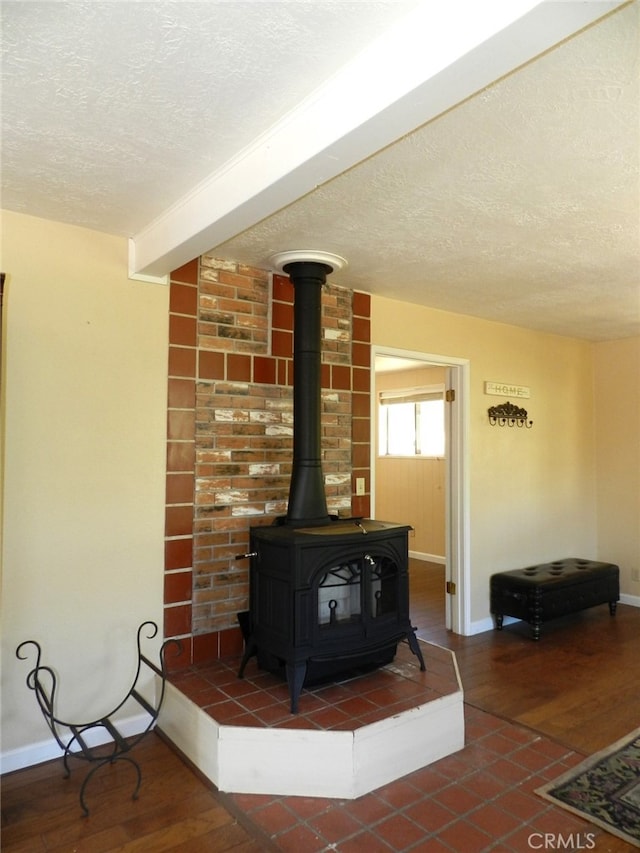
[594,337,640,593]
[371,295,601,624]
[1,211,169,764]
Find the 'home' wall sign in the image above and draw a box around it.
[484,381,530,399]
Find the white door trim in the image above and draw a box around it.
[371,346,471,636]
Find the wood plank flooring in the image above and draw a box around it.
[3,559,638,851]
[409,559,640,755]
[1,733,278,853]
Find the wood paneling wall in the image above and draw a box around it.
[375,366,446,561]
[376,456,445,559]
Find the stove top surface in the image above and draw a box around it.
[252,517,412,541]
[295,518,409,536]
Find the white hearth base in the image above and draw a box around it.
[158,645,465,799]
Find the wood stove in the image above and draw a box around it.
[239,518,425,712]
[237,253,425,713]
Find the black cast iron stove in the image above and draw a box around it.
[237,253,425,712]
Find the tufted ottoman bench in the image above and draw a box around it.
[490,558,619,640]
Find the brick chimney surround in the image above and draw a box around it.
[164,255,372,668]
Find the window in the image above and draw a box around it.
[378,385,445,457]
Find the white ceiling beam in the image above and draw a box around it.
[129,0,627,278]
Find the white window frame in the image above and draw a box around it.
[378,384,445,458]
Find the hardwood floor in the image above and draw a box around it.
[1,732,278,853]
[3,560,638,851]
[409,558,640,755]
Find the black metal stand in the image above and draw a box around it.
[16,621,181,816]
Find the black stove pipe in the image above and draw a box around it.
[283,260,334,527]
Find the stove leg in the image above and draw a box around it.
[407,629,426,671]
[238,636,257,678]
[286,662,307,714]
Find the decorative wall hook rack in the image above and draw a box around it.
[488,401,533,428]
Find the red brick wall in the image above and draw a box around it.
[164,255,371,666]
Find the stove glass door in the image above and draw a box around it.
[369,555,398,618]
[317,561,362,626]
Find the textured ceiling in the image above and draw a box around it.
[216,3,640,341]
[1,0,420,234]
[1,1,639,341]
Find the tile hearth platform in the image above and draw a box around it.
[158,640,464,799]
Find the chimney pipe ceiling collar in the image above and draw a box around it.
[269,251,348,275]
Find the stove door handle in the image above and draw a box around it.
[235,551,257,560]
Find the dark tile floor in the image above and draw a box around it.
[168,640,459,729]
[227,705,594,852]
[168,642,629,851]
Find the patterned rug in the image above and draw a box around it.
[536,728,640,848]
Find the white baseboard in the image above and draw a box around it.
[470,594,640,637]
[409,551,445,565]
[469,615,519,635]
[1,712,150,775]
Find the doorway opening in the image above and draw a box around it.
[371,346,470,637]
